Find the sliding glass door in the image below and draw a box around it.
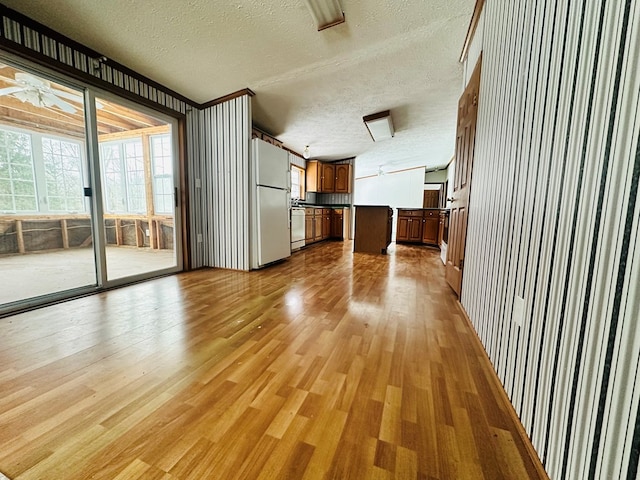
[0,58,181,313]
[95,96,178,282]
[0,63,97,305]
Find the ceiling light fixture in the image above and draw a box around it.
[363,110,395,142]
[302,0,345,31]
[303,145,310,159]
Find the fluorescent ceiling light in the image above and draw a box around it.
[363,110,395,142]
[303,0,345,31]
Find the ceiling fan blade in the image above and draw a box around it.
[51,88,83,103]
[0,86,25,96]
[42,92,77,113]
[52,88,103,109]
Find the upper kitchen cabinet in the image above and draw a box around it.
[334,164,351,193]
[306,160,352,193]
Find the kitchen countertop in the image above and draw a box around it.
[295,204,352,208]
[397,207,450,210]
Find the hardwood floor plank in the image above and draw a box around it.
[0,241,546,479]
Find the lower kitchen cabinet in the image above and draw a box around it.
[422,211,439,245]
[303,207,346,246]
[331,209,344,239]
[314,214,323,242]
[396,208,445,247]
[322,209,331,240]
[396,209,424,243]
[305,208,315,242]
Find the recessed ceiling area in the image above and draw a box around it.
[0,0,475,177]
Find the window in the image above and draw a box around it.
[100,139,147,214]
[150,134,173,214]
[0,126,85,214]
[42,138,84,212]
[0,129,36,212]
[291,165,305,200]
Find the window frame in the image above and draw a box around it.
[291,164,306,200]
[0,123,86,214]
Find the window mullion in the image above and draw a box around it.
[30,132,47,214]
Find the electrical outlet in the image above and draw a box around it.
[197,233,203,243]
[145,228,150,236]
[513,295,525,328]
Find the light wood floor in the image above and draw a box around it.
[0,241,544,480]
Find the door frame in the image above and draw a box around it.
[446,56,482,296]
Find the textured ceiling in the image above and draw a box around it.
[1,0,474,177]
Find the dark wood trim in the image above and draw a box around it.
[0,4,197,109]
[446,155,455,168]
[459,0,485,62]
[282,145,304,158]
[363,110,392,142]
[199,88,255,109]
[317,15,346,32]
[456,301,550,480]
[362,110,390,123]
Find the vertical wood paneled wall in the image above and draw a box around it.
[462,1,640,479]
[186,96,252,270]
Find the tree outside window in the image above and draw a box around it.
[0,126,85,214]
[100,139,147,214]
[150,134,173,214]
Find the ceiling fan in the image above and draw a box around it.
[0,72,82,113]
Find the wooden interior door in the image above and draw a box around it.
[423,190,440,208]
[446,58,481,296]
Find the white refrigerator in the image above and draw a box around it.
[250,138,291,269]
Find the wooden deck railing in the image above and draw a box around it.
[0,214,174,255]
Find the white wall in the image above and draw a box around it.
[463,6,484,88]
[424,169,448,183]
[354,167,425,237]
[445,159,455,208]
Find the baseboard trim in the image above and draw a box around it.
[456,300,550,480]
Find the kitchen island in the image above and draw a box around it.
[353,205,393,254]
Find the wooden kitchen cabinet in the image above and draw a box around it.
[396,208,443,247]
[307,161,331,193]
[305,209,314,243]
[314,212,323,242]
[321,164,335,193]
[396,216,410,241]
[422,210,439,245]
[321,209,331,239]
[334,164,351,193]
[396,209,424,243]
[306,161,352,193]
[303,207,345,246]
[331,209,344,239]
[409,217,422,242]
[306,161,321,193]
